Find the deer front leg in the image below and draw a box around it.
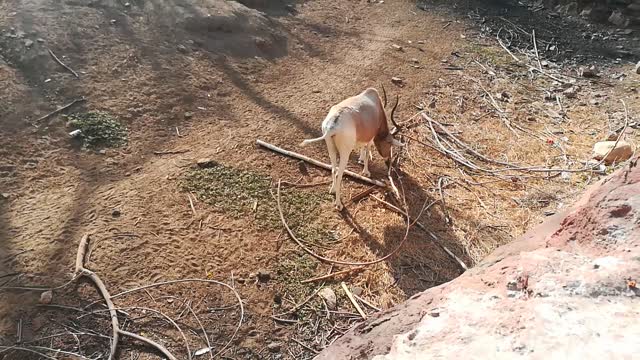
[361,145,371,178]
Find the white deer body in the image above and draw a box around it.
[301,87,402,210]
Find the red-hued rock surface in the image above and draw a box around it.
[318,159,640,360]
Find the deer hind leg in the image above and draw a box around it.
[326,137,338,194]
[334,142,355,211]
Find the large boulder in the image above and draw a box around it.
[317,158,640,359]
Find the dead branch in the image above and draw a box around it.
[300,267,365,284]
[153,149,190,155]
[281,180,333,188]
[341,282,366,319]
[348,186,377,205]
[352,293,381,312]
[35,97,86,122]
[74,235,121,360]
[48,49,79,78]
[110,279,244,359]
[118,330,175,359]
[371,196,469,271]
[531,30,542,71]
[291,338,319,354]
[273,286,323,318]
[257,140,387,188]
[185,302,212,360]
[274,180,411,267]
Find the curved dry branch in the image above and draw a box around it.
[274,180,411,267]
[111,279,244,359]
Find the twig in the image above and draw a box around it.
[119,330,176,360]
[74,234,121,360]
[300,267,365,284]
[153,149,190,155]
[110,279,244,359]
[532,30,542,71]
[78,306,191,359]
[291,338,319,354]
[270,316,299,324]
[348,186,377,205]
[186,302,213,360]
[274,181,410,266]
[353,294,381,312]
[272,286,323,319]
[35,97,86,122]
[371,196,468,271]
[48,49,79,78]
[341,282,366,319]
[187,194,197,216]
[496,31,522,63]
[281,180,332,188]
[437,177,451,225]
[257,140,387,188]
[0,346,57,360]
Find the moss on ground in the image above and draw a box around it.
[181,164,338,299]
[66,111,128,149]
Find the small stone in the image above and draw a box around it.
[391,77,403,85]
[257,269,271,283]
[579,66,598,78]
[318,287,337,310]
[112,209,121,217]
[635,61,640,75]
[410,58,419,63]
[98,149,107,155]
[177,44,188,54]
[39,290,53,304]
[391,44,403,51]
[196,158,218,168]
[563,87,578,99]
[496,92,510,102]
[110,19,117,24]
[36,38,45,43]
[184,111,193,119]
[351,286,364,297]
[69,129,82,138]
[0,193,9,200]
[124,2,131,6]
[24,39,33,47]
[267,342,281,353]
[592,140,633,165]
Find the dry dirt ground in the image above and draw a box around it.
[0,0,639,359]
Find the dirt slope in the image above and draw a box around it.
[1,0,639,358]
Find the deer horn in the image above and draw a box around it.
[381,84,388,108]
[390,95,401,134]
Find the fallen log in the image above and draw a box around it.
[256,139,387,188]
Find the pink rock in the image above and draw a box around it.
[317,158,640,359]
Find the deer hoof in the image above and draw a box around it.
[329,186,336,194]
[335,202,344,211]
[362,170,371,178]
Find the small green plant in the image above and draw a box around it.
[66,111,128,149]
